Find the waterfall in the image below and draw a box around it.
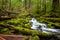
[29,18,60,34]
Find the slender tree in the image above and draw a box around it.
[28,0,31,8]
[2,0,4,9]
[24,0,27,9]
[9,0,11,10]
[28,0,31,14]
[52,0,59,12]
[43,0,46,13]
[36,0,40,14]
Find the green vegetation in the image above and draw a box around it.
[0,0,60,40]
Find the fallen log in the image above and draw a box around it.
[0,34,24,40]
[0,16,11,21]
[0,24,20,34]
[0,24,17,30]
[0,24,58,38]
[5,10,20,14]
[0,37,6,40]
[0,9,20,14]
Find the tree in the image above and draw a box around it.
[43,0,46,13]
[52,0,59,12]
[28,0,31,8]
[24,0,27,9]
[9,0,11,10]
[36,0,41,14]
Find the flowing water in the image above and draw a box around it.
[29,18,60,40]
[29,18,60,34]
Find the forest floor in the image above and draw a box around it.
[0,12,60,40]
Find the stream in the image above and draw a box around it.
[29,18,60,40]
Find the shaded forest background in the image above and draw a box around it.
[0,0,60,40]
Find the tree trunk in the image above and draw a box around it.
[52,0,59,12]
[43,0,46,13]
[9,0,11,10]
[2,0,5,10]
[28,0,31,8]
[24,0,27,9]
[36,0,40,14]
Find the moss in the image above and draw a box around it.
[0,15,58,37]
[13,27,56,37]
[0,27,14,34]
[31,35,40,40]
[25,24,31,29]
[0,9,59,39]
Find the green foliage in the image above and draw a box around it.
[0,0,60,40]
[11,0,23,10]
[46,0,52,12]
[31,35,39,40]
[0,26,14,34]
